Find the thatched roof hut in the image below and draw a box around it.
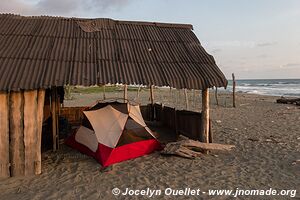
[0,14,227,90]
[0,14,227,177]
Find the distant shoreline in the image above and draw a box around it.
[217,90,300,98]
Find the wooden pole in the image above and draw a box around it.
[35,90,45,175]
[209,119,213,143]
[51,88,57,151]
[56,94,60,150]
[184,88,189,110]
[192,89,196,110]
[200,88,209,143]
[0,92,10,177]
[150,85,154,105]
[178,89,181,108]
[24,90,38,175]
[169,87,172,101]
[175,89,178,107]
[232,73,236,108]
[103,85,106,100]
[136,85,141,102]
[9,92,25,176]
[215,87,219,106]
[65,84,72,100]
[123,84,128,102]
[149,85,155,121]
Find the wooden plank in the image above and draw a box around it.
[56,94,60,150]
[150,85,154,105]
[0,92,10,177]
[136,85,141,102]
[23,90,38,175]
[102,85,106,100]
[192,89,196,110]
[209,119,213,143]
[51,88,57,151]
[215,87,219,106]
[169,87,172,103]
[161,136,235,158]
[35,90,45,175]
[9,92,25,176]
[123,84,128,103]
[232,73,236,108]
[184,89,189,110]
[200,89,209,143]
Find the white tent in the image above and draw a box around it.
[66,102,161,167]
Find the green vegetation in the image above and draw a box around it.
[66,85,144,94]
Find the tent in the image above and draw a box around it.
[65,101,161,167]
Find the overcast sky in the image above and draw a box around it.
[1,0,300,79]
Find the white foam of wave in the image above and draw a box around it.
[225,85,300,97]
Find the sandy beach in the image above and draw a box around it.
[0,91,299,200]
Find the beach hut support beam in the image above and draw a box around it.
[23,90,41,175]
[103,85,106,100]
[56,94,60,150]
[136,85,141,102]
[150,85,154,105]
[35,90,45,175]
[192,89,196,110]
[51,88,58,151]
[9,92,25,176]
[124,84,128,102]
[169,87,172,102]
[232,73,236,108]
[215,87,219,106]
[184,89,189,110]
[200,88,209,143]
[0,92,10,177]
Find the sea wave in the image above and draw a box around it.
[225,79,300,97]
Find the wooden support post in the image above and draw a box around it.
[35,90,45,175]
[65,84,72,100]
[136,85,141,102]
[232,73,236,108]
[103,85,106,100]
[56,94,60,150]
[169,87,172,102]
[192,89,196,110]
[215,87,219,106]
[200,88,209,143]
[24,90,38,175]
[0,92,10,177]
[51,88,57,151]
[149,85,155,121]
[209,119,213,143]
[174,109,178,139]
[178,89,181,108]
[9,92,25,176]
[150,85,154,105]
[123,84,128,102]
[184,88,189,110]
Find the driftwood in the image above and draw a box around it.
[277,97,300,105]
[161,143,202,158]
[161,136,235,158]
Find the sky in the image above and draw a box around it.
[1,0,300,79]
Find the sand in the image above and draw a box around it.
[0,90,299,200]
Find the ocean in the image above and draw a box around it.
[225,79,300,97]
